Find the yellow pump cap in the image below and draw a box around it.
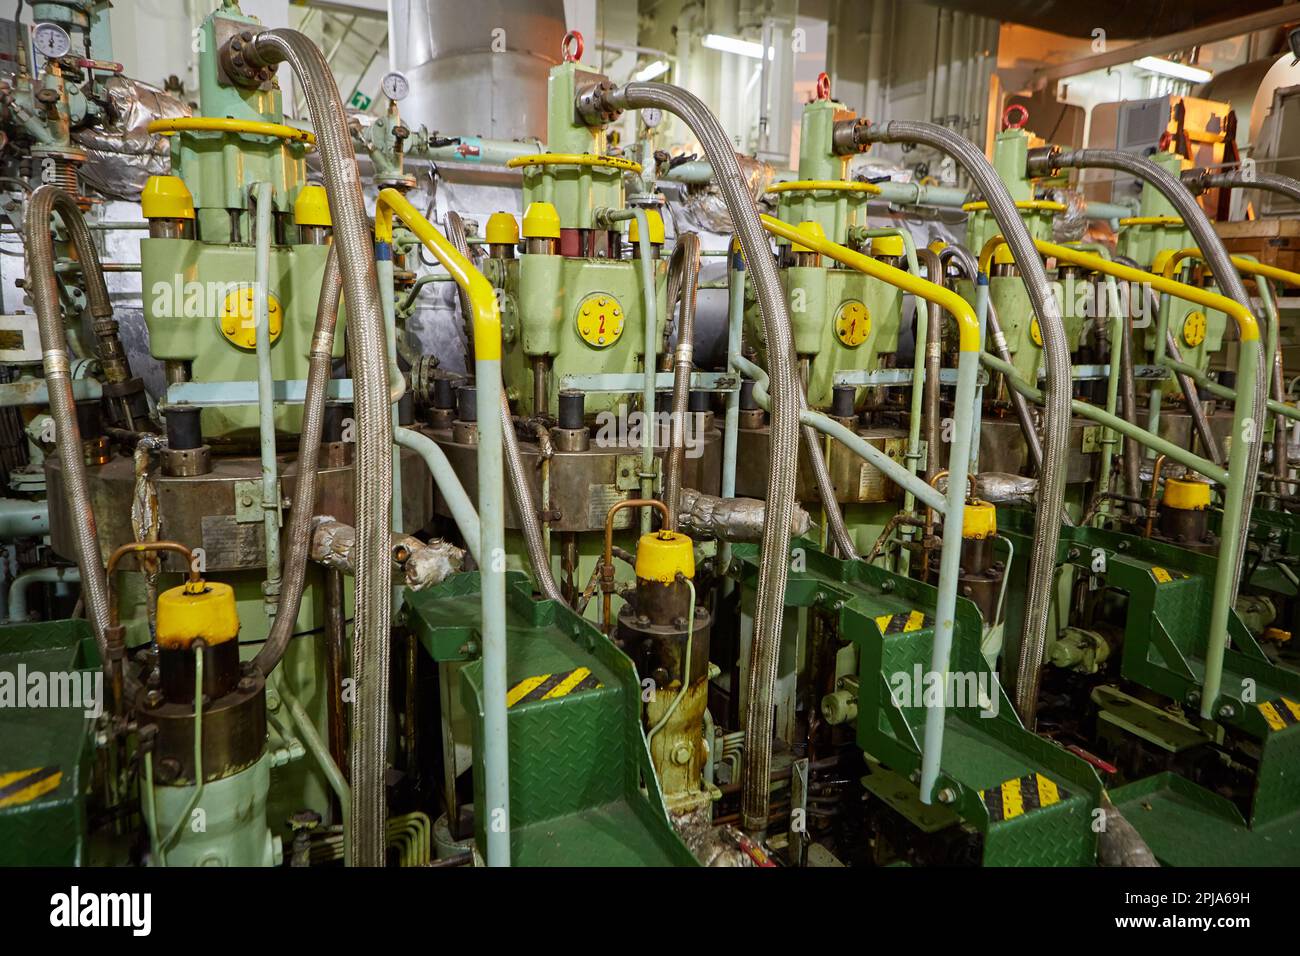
[790,220,826,253]
[962,500,997,539]
[635,531,695,583]
[485,211,520,245]
[992,244,1016,266]
[155,580,240,650]
[141,175,195,220]
[627,209,665,245]
[293,184,331,227]
[1163,477,1211,511]
[872,234,904,258]
[927,239,948,255]
[522,201,561,239]
[1151,248,1177,277]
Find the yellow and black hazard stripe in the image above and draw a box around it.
[1150,566,1189,585]
[874,609,934,635]
[0,765,62,809]
[506,667,602,708]
[980,773,1066,823]
[1258,697,1300,732]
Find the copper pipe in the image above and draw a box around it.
[602,498,670,632]
[105,541,200,628]
[1143,454,1168,538]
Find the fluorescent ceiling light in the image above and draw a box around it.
[1133,56,1212,84]
[702,33,773,60]
[634,59,670,82]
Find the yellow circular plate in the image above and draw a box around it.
[220,286,283,350]
[1030,317,1042,347]
[576,293,624,348]
[1181,310,1207,348]
[834,300,871,347]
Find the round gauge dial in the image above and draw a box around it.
[33,23,72,60]
[381,71,410,102]
[641,107,663,129]
[834,300,871,347]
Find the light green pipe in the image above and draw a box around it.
[276,675,350,823]
[475,349,510,866]
[0,498,49,539]
[602,208,660,534]
[376,252,406,613]
[919,349,980,803]
[733,354,946,513]
[393,427,482,564]
[855,226,926,570]
[719,245,744,582]
[251,182,281,616]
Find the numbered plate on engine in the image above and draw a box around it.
[575,293,625,348]
[835,300,871,347]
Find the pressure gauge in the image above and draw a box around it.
[641,107,663,129]
[381,71,410,102]
[32,23,72,61]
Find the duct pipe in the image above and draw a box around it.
[26,186,114,659]
[251,243,342,676]
[587,81,801,834]
[6,566,80,623]
[237,29,393,868]
[1033,148,1264,622]
[444,213,564,603]
[860,122,1072,731]
[663,232,701,530]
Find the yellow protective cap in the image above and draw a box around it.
[628,209,665,245]
[872,234,905,257]
[293,184,331,227]
[927,239,948,255]
[155,580,240,650]
[522,201,561,239]
[1163,477,1211,511]
[962,500,997,539]
[485,211,520,245]
[634,531,695,583]
[791,220,826,253]
[992,244,1015,266]
[141,175,195,220]
[1151,249,1177,276]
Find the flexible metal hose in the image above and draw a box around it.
[600,82,800,833]
[1186,168,1300,205]
[1044,149,1262,603]
[663,232,701,530]
[942,244,1044,472]
[252,243,340,676]
[865,121,1071,729]
[26,185,112,657]
[444,213,564,603]
[245,29,392,867]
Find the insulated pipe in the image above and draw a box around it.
[1034,148,1263,615]
[251,182,282,616]
[238,29,393,868]
[26,185,114,658]
[862,122,1072,731]
[941,243,1044,472]
[6,565,80,623]
[251,243,342,677]
[443,213,564,604]
[663,232,701,530]
[590,82,801,834]
[759,217,983,804]
[373,189,510,866]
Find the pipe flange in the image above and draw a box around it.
[1024,145,1061,178]
[576,79,621,127]
[552,426,589,453]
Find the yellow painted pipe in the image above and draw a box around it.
[374,188,502,360]
[1161,247,1300,289]
[977,234,1259,343]
[505,153,642,173]
[762,214,980,351]
[766,180,883,194]
[147,116,315,144]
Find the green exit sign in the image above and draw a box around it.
[349,90,372,111]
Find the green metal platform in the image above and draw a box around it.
[0,619,100,866]
[407,573,696,867]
